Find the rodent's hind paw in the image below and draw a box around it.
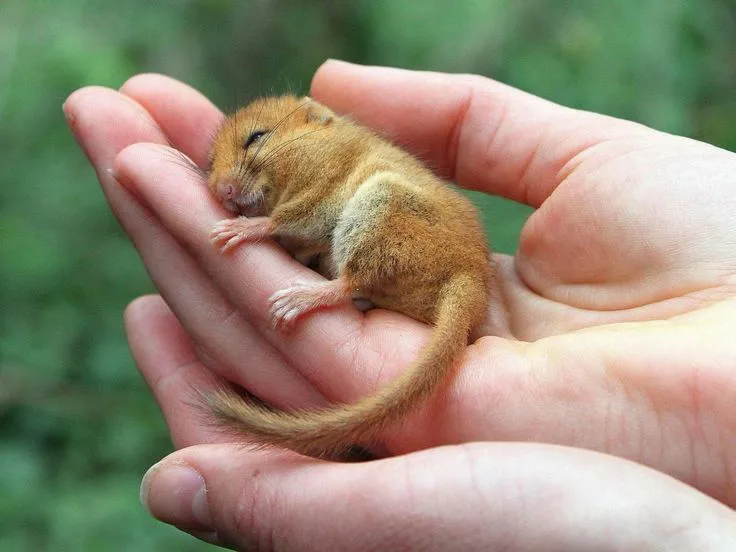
[268,283,320,331]
[268,280,350,331]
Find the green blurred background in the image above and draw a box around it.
[1,0,734,549]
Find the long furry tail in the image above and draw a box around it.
[205,272,485,459]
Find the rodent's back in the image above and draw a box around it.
[325,123,490,325]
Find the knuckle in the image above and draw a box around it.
[227,468,279,552]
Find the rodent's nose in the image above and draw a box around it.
[215,180,235,201]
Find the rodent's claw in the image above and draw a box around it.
[209,230,243,253]
[270,306,301,331]
[211,219,232,232]
[221,234,246,253]
[210,220,235,237]
[210,221,239,251]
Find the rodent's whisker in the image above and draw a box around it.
[162,149,207,180]
[254,139,317,172]
[254,146,308,173]
[206,123,224,172]
[253,128,328,172]
[245,100,310,174]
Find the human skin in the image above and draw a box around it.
[64,61,736,548]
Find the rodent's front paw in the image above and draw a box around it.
[210,218,269,253]
[210,219,250,252]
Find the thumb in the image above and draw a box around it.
[139,442,736,551]
[140,443,474,550]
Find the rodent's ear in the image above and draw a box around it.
[302,96,334,126]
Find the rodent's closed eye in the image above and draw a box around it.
[244,130,268,149]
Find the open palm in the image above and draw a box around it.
[66,59,736,518]
[314,64,736,504]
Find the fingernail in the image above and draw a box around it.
[62,89,89,131]
[324,58,351,67]
[140,461,212,531]
[62,104,75,127]
[105,167,118,181]
[62,103,86,154]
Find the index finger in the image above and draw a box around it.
[310,60,649,207]
[120,73,223,169]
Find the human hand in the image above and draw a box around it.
[318,62,736,334]
[108,296,736,550]
[64,60,736,511]
[121,298,736,551]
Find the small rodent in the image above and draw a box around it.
[206,95,493,460]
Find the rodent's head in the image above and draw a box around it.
[208,95,335,216]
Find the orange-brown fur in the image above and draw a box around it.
[206,96,491,459]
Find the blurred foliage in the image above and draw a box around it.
[1,0,734,549]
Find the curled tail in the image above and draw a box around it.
[206,273,486,459]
